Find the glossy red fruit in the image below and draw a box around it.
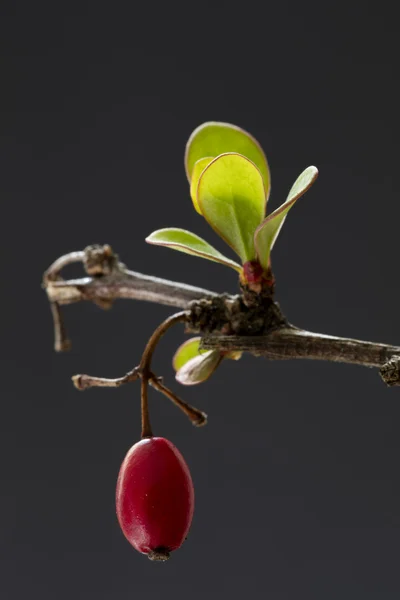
[116,437,194,561]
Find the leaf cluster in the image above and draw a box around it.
[147,122,318,384]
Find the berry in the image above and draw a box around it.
[116,437,195,561]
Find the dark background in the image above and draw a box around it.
[1,2,400,599]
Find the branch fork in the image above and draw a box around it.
[71,309,207,433]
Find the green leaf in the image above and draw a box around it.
[172,337,205,371]
[197,153,266,263]
[175,350,222,386]
[146,227,242,272]
[173,337,242,373]
[190,157,214,214]
[185,121,271,198]
[254,166,318,269]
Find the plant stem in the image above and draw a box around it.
[139,312,189,438]
[72,367,140,390]
[149,377,207,426]
[42,245,400,384]
[49,301,71,352]
[43,247,216,309]
[139,312,189,374]
[201,329,400,368]
[140,376,153,439]
[71,366,207,426]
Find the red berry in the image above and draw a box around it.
[116,437,195,561]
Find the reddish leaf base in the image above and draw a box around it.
[240,260,275,300]
[242,260,264,283]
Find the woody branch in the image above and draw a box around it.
[42,245,400,386]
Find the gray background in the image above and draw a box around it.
[1,2,400,599]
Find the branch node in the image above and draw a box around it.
[380,356,400,386]
[186,293,287,336]
[83,244,121,276]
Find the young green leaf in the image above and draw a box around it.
[172,337,205,371]
[175,350,223,386]
[190,157,213,214]
[197,153,266,263]
[254,166,318,270]
[146,227,242,272]
[173,338,242,374]
[185,121,271,198]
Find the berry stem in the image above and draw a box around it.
[139,311,189,438]
[140,312,189,374]
[140,376,153,438]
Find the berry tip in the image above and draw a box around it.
[148,548,170,562]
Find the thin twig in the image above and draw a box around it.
[44,247,217,309]
[50,302,71,352]
[46,272,217,308]
[43,251,85,283]
[71,365,207,426]
[72,367,140,390]
[149,377,207,426]
[43,246,217,351]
